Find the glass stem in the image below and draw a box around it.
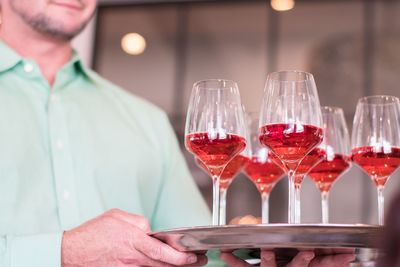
[261,193,270,224]
[212,175,221,226]
[377,185,385,225]
[294,184,301,224]
[288,170,295,224]
[219,188,227,225]
[321,191,329,224]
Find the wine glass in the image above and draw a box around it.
[293,146,326,222]
[308,106,351,224]
[351,95,400,225]
[185,79,247,226]
[259,71,323,224]
[195,151,249,225]
[243,113,285,223]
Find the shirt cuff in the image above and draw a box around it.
[9,232,63,267]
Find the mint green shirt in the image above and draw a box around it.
[0,42,212,266]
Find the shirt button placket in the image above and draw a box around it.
[48,91,80,229]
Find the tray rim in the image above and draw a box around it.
[151,223,383,251]
[151,223,382,235]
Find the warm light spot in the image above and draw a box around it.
[271,0,295,11]
[121,33,146,55]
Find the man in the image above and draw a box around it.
[0,0,210,266]
[0,0,356,266]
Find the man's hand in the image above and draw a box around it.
[61,209,207,267]
[220,249,355,267]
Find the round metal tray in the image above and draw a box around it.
[151,224,382,252]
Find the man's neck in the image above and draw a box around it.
[0,15,73,86]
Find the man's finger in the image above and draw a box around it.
[220,252,250,267]
[309,253,356,267]
[120,250,174,267]
[133,233,198,266]
[287,251,315,267]
[184,255,209,267]
[260,250,276,267]
[333,254,357,266]
[124,260,173,267]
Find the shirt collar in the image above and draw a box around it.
[58,50,90,79]
[0,40,90,79]
[0,41,22,72]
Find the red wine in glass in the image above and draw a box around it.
[220,154,249,189]
[351,95,400,225]
[243,151,285,224]
[309,154,350,192]
[259,123,323,223]
[259,71,323,223]
[196,154,249,190]
[187,132,246,225]
[186,132,246,177]
[351,146,400,187]
[295,148,326,185]
[306,106,351,224]
[259,124,324,166]
[185,79,247,226]
[244,155,285,194]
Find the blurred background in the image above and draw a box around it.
[73,0,400,225]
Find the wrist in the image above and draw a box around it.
[61,230,74,267]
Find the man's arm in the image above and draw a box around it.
[0,211,207,267]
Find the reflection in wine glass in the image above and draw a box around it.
[308,106,351,224]
[259,71,323,224]
[351,95,400,225]
[185,79,247,225]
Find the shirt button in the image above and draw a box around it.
[63,190,70,201]
[50,94,58,102]
[24,63,34,73]
[55,139,64,149]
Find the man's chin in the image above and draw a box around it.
[37,23,86,41]
[38,8,95,39]
[32,16,91,41]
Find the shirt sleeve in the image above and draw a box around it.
[0,233,63,267]
[150,114,211,230]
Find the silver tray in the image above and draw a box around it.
[151,224,382,252]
